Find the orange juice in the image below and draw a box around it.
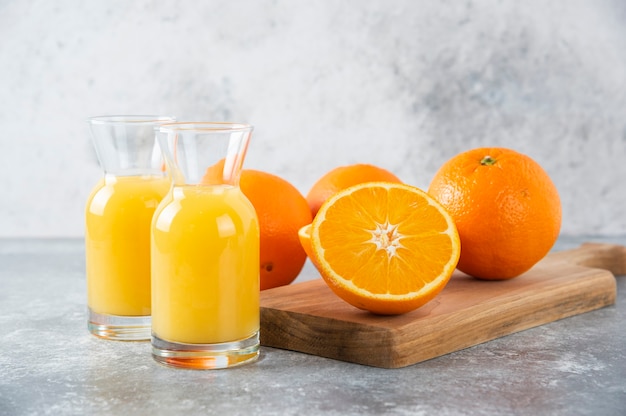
[85,174,170,316]
[151,185,260,344]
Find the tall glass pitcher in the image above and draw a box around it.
[151,122,260,369]
[86,115,175,341]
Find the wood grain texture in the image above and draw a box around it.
[260,243,622,368]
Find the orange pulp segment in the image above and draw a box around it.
[309,182,460,315]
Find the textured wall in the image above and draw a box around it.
[1,0,625,237]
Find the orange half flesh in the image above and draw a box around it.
[309,182,460,315]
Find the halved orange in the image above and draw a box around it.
[309,182,460,315]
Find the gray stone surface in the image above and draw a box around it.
[1,237,625,415]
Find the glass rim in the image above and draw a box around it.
[88,115,176,125]
[159,121,253,133]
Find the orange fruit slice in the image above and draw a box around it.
[309,182,460,315]
[298,223,314,261]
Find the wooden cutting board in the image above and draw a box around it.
[260,243,625,368]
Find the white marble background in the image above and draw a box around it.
[1,0,625,237]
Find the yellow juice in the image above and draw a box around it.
[85,175,170,316]
[151,185,260,344]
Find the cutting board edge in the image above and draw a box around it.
[260,266,617,368]
[260,306,400,365]
[259,243,623,368]
[384,268,617,368]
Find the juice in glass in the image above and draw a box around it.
[86,175,170,317]
[150,121,258,369]
[86,114,175,341]
[151,184,260,344]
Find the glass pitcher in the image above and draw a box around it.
[85,115,174,341]
[151,122,260,369]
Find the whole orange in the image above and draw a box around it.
[306,164,402,218]
[240,169,312,290]
[428,147,561,280]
